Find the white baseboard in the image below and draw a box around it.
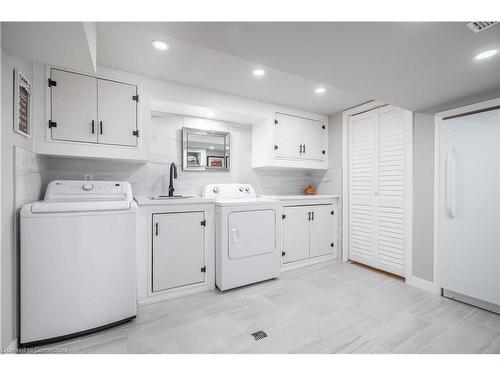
[281,254,337,272]
[406,276,440,294]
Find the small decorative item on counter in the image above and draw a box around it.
[304,184,316,195]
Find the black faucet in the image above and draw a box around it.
[168,162,178,197]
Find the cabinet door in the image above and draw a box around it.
[50,69,97,143]
[282,206,310,263]
[309,204,334,258]
[274,113,303,159]
[97,79,138,146]
[300,118,326,161]
[152,212,205,292]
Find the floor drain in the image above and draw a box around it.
[251,330,267,341]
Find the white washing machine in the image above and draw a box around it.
[20,180,137,346]
[203,184,282,291]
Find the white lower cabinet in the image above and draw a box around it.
[152,211,206,292]
[282,202,336,265]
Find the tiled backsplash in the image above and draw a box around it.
[46,113,334,197]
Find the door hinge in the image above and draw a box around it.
[132,130,139,137]
[132,94,139,102]
[331,210,334,215]
[322,125,326,129]
[48,120,57,128]
[274,119,278,125]
[282,251,286,257]
[274,145,278,150]
[322,150,326,155]
[48,79,57,87]
[331,242,334,248]
[282,214,286,219]
[201,266,206,273]
[201,220,206,226]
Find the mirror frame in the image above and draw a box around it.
[182,127,231,171]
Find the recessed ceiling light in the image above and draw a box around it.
[206,112,215,117]
[315,87,326,94]
[253,69,266,77]
[152,40,169,51]
[474,49,498,60]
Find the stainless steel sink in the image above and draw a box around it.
[150,195,196,200]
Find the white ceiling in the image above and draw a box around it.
[130,22,500,112]
[96,23,366,115]
[2,22,499,114]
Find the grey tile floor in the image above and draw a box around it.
[38,260,500,354]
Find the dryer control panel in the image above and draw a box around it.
[202,183,256,199]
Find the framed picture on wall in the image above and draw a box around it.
[13,69,32,138]
[207,156,226,168]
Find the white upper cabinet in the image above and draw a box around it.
[252,111,328,170]
[50,69,98,143]
[45,67,141,157]
[97,79,138,147]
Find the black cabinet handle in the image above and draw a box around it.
[299,144,303,154]
[155,223,159,236]
[100,121,103,135]
[312,211,315,220]
[91,120,95,134]
[308,212,311,221]
[303,144,306,153]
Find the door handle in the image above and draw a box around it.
[231,228,240,242]
[445,149,457,219]
[99,121,103,135]
[311,211,315,221]
[308,212,311,221]
[303,144,306,153]
[299,144,303,154]
[91,120,95,134]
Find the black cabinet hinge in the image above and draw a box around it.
[322,125,326,129]
[48,79,57,87]
[281,214,286,220]
[201,266,206,273]
[322,150,326,155]
[132,94,139,102]
[200,220,206,227]
[274,119,278,125]
[48,120,57,128]
[331,242,334,248]
[331,210,334,215]
[274,145,278,150]
[282,251,286,257]
[132,130,139,137]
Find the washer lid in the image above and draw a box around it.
[30,200,131,213]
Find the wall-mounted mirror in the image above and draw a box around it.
[182,127,230,171]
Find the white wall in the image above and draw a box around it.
[47,113,325,196]
[412,113,435,282]
[1,53,48,347]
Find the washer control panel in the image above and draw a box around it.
[44,180,133,202]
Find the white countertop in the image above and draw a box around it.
[135,196,215,206]
[260,194,340,200]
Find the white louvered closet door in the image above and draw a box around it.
[348,106,411,277]
[348,111,378,267]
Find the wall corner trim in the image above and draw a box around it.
[406,276,440,295]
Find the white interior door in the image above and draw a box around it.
[375,108,410,276]
[300,118,326,161]
[349,111,378,267]
[439,109,500,305]
[309,204,334,258]
[50,68,97,143]
[97,79,138,146]
[282,206,310,263]
[348,106,410,276]
[274,113,303,159]
[152,212,205,292]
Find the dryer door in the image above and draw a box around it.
[228,209,277,259]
